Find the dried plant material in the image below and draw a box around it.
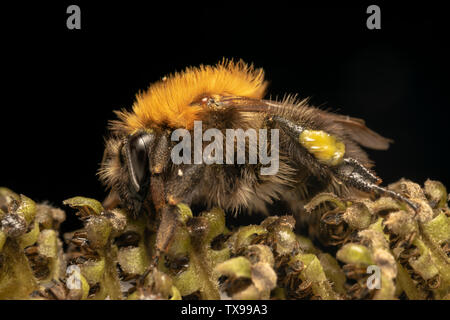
[318,253,347,295]
[0,240,38,299]
[0,178,448,299]
[245,245,275,266]
[383,210,417,237]
[424,180,447,210]
[35,203,66,231]
[388,180,434,222]
[343,202,373,230]
[215,256,276,300]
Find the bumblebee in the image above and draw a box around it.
[99,59,417,260]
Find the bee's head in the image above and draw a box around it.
[99,130,155,217]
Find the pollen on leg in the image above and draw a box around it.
[152,164,164,174]
[299,130,345,166]
[167,195,180,206]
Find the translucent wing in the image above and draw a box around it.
[324,113,393,150]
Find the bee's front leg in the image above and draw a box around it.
[138,204,180,286]
[139,164,205,286]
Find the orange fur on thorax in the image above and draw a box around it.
[119,59,268,132]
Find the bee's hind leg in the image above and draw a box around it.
[334,158,419,212]
[268,115,418,211]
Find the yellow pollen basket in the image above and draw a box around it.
[299,130,345,166]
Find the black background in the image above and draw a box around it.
[1,299,445,318]
[2,2,449,232]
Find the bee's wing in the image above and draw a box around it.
[219,96,393,150]
[324,113,393,150]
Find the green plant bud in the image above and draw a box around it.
[117,246,148,275]
[79,273,90,300]
[215,256,252,279]
[337,244,373,266]
[169,286,181,300]
[373,273,396,300]
[0,240,38,299]
[396,262,427,300]
[294,254,327,282]
[304,192,347,213]
[79,257,106,285]
[201,207,227,244]
[16,195,36,225]
[63,197,104,217]
[85,216,112,249]
[422,212,450,245]
[19,221,40,249]
[228,225,267,252]
[176,203,193,224]
[371,197,402,214]
[409,238,439,280]
[318,253,347,295]
[169,261,200,296]
[1,177,448,300]
[37,230,58,258]
[0,231,5,252]
[293,253,339,299]
[0,187,20,205]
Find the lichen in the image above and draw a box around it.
[0,179,449,300]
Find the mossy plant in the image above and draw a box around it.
[0,179,449,299]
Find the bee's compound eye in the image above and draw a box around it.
[126,132,153,194]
